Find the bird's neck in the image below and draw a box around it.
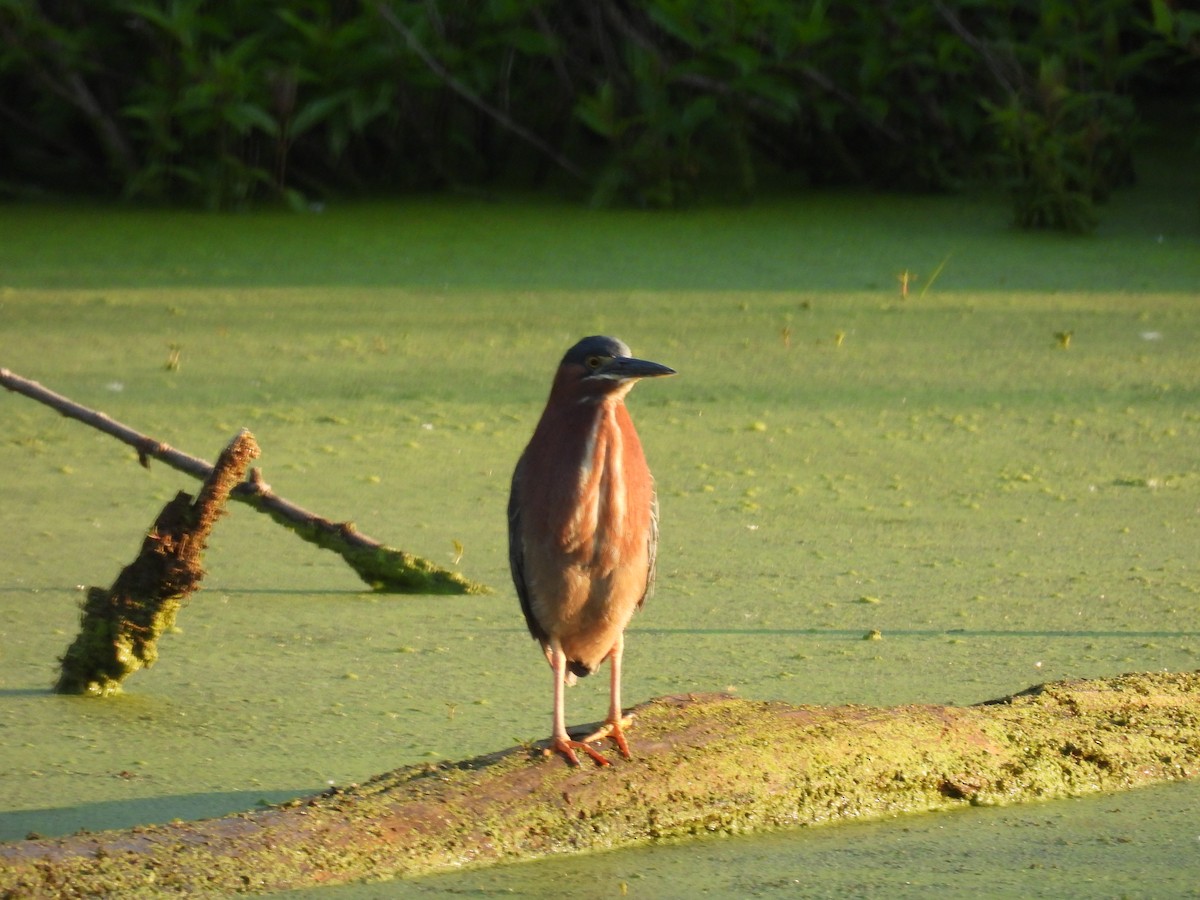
[576,395,623,474]
[534,382,643,493]
[566,398,629,556]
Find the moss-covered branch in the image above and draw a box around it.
[233,468,487,594]
[3,672,1198,894]
[0,367,490,594]
[55,430,259,696]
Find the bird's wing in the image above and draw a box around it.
[508,456,548,645]
[640,488,659,609]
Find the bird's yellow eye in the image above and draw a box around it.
[585,355,605,370]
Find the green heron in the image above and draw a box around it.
[509,336,675,766]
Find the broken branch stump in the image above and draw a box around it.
[55,430,259,696]
[2,672,1198,893]
[0,366,489,594]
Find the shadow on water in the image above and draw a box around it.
[0,584,371,597]
[0,790,311,843]
[477,625,1200,641]
[638,627,1200,640]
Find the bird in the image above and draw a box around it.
[508,336,675,766]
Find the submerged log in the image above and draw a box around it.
[55,431,259,696]
[2,672,1198,894]
[0,367,489,594]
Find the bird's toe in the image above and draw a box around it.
[580,713,634,760]
[552,735,611,767]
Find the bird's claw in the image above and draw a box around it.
[550,715,635,766]
[552,736,612,767]
[580,713,635,760]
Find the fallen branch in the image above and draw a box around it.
[0,367,489,594]
[1,672,1197,894]
[56,430,258,695]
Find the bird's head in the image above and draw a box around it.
[554,335,675,402]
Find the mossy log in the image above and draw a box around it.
[3,672,1198,895]
[0,367,489,594]
[54,430,259,696]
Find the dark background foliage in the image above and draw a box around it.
[1,0,1197,229]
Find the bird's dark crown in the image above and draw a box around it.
[560,335,631,369]
[555,335,675,387]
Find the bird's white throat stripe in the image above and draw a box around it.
[596,406,627,559]
[567,402,626,559]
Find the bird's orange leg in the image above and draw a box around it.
[579,633,633,759]
[550,644,611,767]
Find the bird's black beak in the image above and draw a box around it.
[597,356,676,381]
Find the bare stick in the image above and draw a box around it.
[0,367,489,595]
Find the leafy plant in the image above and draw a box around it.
[0,0,1192,217]
[986,56,1136,233]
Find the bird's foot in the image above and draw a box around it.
[580,713,634,760]
[551,735,612,767]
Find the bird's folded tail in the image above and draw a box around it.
[567,659,592,683]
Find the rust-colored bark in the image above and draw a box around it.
[54,430,259,696]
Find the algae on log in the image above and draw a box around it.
[55,430,260,696]
[0,367,490,594]
[3,672,1198,894]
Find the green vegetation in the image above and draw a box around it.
[2,1,1197,228]
[0,180,1198,893]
